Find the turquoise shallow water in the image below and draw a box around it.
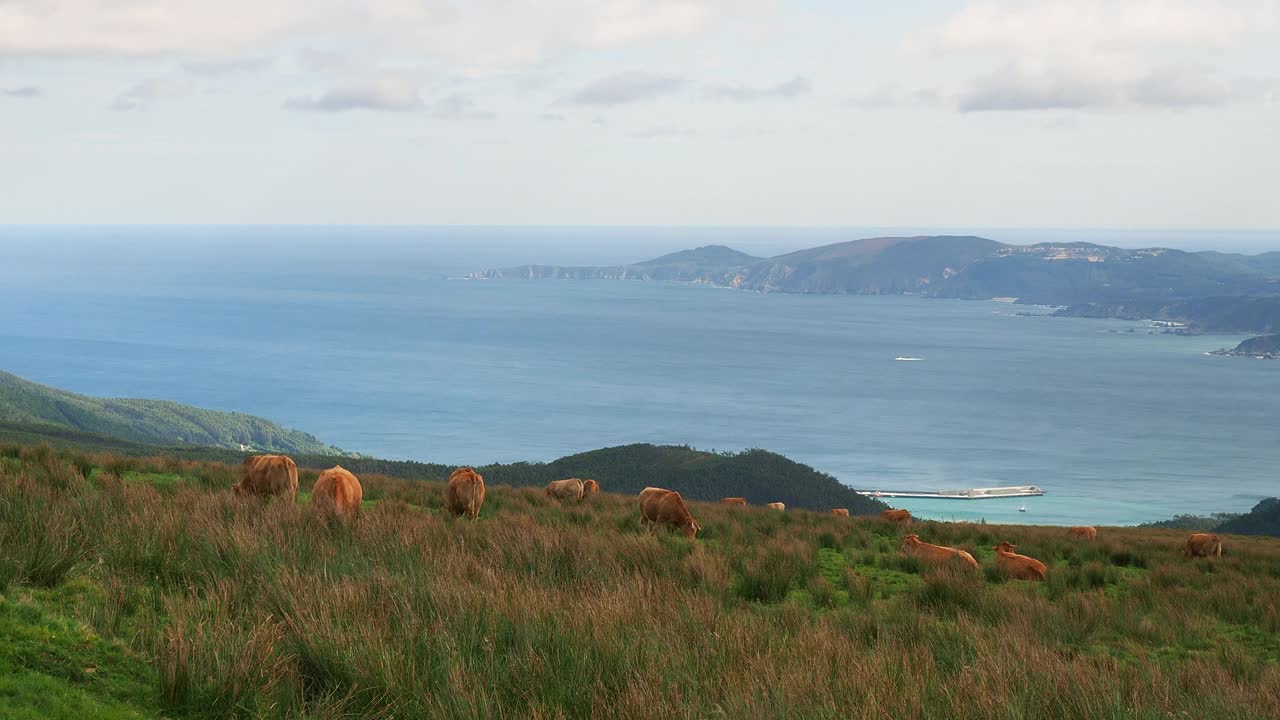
[1,227,1276,526]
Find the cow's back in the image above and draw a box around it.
[313,465,362,516]
[639,487,671,522]
[235,454,299,499]
[447,467,486,520]
[881,509,911,523]
[546,478,585,501]
[1186,533,1222,558]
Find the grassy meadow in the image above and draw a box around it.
[1,444,1279,719]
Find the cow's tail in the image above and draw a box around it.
[1215,541,1223,558]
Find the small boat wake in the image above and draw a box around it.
[895,357,924,362]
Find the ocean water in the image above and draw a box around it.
[1,226,1278,526]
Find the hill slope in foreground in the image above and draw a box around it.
[0,370,345,455]
[0,417,884,513]
[2,445,1279,719]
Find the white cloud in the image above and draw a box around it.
[0,0,301,57]
[3,85,42,98]
[957,59,1120,111]
[955,60,1256,111]
[928,0,1279,112]
[704,76,810,102]
[0,0,763,67]
[284,77,423,112]
[930,0,1276,55]
[110,77,195,111]
[566,71,686,106]
[1130,65,1233,107]
[428,93,494,120]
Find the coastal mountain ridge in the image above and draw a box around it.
[470,235,1280,334]
[0,370,349,456]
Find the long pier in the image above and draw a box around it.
[857,485,1045,500]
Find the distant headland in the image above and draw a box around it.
[470,235,1280,340]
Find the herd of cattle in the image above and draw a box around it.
[232,454,1229,573]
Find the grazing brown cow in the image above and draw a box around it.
[1067,526,1098,541]
[446,467,486,520]
[831,508,850,517]
[582,479,600,499]
[720,497,748,506]
[900,534,978,570]
[767,502,786,511]
[233,455,298,500]
[881,508,911,524]
[312,465,363,517]
[993,541,1047,581]
[545,478,586,502]
[1185,533,1223,558]
[639,487,700,539]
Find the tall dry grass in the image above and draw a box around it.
[1,444,1278,719]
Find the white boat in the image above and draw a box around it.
[857,485,1045,500]
[1019,505,1027,512]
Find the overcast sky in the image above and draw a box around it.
[2,0,1278,228]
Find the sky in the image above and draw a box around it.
[1,0,1278,229]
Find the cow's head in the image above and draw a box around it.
[682,517,701,540]
[232,482,245,497]
[993,541,1017,553]
[900,534,921,550]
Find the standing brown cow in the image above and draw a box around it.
[881,508,911,524]
[312,465,363,517]
[993,541,1048,581]
[233,455,298,500]
[446,467,486,520]
[720,497,748,506]
[639,487,700,539]
[1067,526,1098,541]
[900,534,978,570]
[831,508,850,517]
[767,502,786,511]
[582,479,600,499]
[545,478,586,502]
[1185,533,1223,558]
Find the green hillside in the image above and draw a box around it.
[0,371,345,456]
[0,419,881,512]
[2,445,1279,719]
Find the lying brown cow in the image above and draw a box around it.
[446,467,486,520]
[993,541,1047,581]
[720,497,747,506]
[233,454,298,500]
[545,478,586,502]
[639,487,700,539]
[881,508,911,524]
[767,502,785,511]
[831,508,850,517]
[1185,532,1223,558]
[900,534,978,570]
[1067,526,1098,541]
[312,465,362,516]
[582,479,600,499]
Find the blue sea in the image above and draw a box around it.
[2,226,1278,526]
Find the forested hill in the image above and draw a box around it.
[0,371,347,456]
[476,444,888,514]
[1216,498,1280,536]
